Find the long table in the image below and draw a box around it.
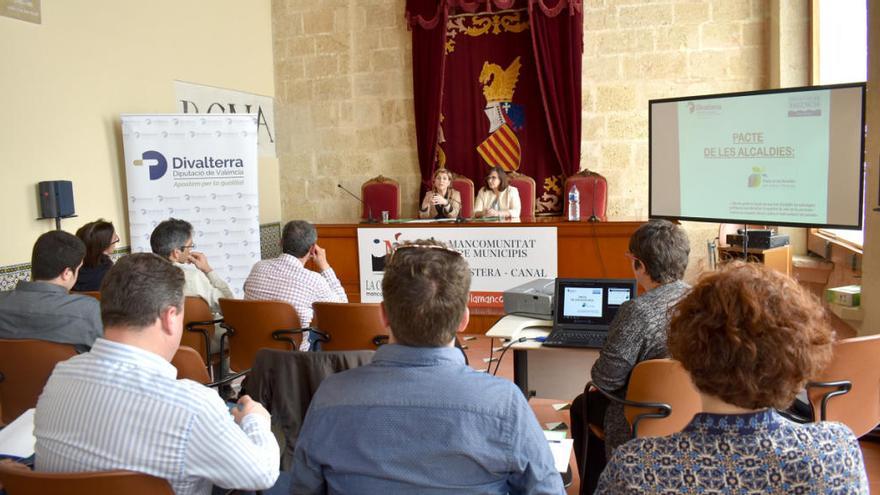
[315,218,644,333]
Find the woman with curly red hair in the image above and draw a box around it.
[596,262,868,493]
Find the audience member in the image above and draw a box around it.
[570,219,690,493]
[419,168,462,219]
[474,166,521,219]
[290,240,563,494]
[0,231,101,352]
[72,219,117,292]
[150,218,234,313]
[34,253,279,495]
[596,261,868,493]
[244,220,346,350]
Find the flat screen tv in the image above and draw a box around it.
[649,83,866,229]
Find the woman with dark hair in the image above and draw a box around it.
[72,219,118,291]
[418,168,461,219]
[474,166,520,219]
[596,262,868,493]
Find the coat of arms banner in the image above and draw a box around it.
[406,0,583,215]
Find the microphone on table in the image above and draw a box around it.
[338,184,377,224]
[588,176,600,223]
[446,195,467,224]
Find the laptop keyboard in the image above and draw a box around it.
[542,330,607,349]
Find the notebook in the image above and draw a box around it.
[542,278,637,349]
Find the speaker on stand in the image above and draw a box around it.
[37,180,77,230]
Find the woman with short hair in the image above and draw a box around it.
[596,261,868,493]
[474,166,520,220]
[72,219,118,292]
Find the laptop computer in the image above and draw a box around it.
[542,278,637,349]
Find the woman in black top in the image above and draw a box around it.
[72,219,118,292]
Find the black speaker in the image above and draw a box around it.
[38,181,75,219]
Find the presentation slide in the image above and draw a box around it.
[607,287,631,306]
[650,84,864,228]
[563,287,603,318]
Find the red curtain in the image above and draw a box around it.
[406,0,583,215]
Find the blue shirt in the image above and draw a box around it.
[597,409,868,494]
[290,344,564,494]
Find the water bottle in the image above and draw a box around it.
[568,186,580,221]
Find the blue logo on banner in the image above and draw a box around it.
[143,150,168,180]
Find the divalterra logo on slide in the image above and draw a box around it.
[133,150,168,180]
[747,166,764,188]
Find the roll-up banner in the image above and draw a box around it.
[121,114,260,296]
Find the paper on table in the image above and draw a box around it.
[552,402,571,411]
[0,408,36,458]
[547,438,574,473]
[543,430,567,441]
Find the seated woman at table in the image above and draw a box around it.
[596,261,868,494]
[474,166,520,220]
[419,168,461,219]
[72,219,118,292]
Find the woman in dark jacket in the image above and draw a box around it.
[72,219,118,292]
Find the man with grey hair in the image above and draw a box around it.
[243,220,346,350]
[150,218,234,313]
[34,253,279,494]
[290,240,562,493]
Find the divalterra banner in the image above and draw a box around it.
[121,114,260,296]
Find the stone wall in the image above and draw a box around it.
[272,0,773,280]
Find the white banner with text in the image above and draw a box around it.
[121,114,261,297]
[357,227,557,307]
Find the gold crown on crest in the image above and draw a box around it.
[479,56,522,103]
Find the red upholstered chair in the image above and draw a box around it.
[361,175,400,221]
[564,170,608,222]
[451,175,475,219]
[507,171,536,218]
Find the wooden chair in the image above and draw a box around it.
[171,345,249,392]
[451,175,475,219]
[507,171,536,218]
[0,339,77,425]
[0,465,173,495]
[218,299,308,375]
[806,334,880,437]
[361,175,401,221]
[586,358,701,438]
[182,296,222,378]
[312,302,390,351]
[563,169,608,222]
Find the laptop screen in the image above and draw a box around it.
[553,278,638,330]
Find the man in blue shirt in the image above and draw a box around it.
[290,240,563,494]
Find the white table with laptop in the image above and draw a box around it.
[487,278,637,401]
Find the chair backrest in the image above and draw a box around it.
[807,334,880,437]
[507,171,536,218]
[171,346,211,384]
[624,359,702,438]
[361,175,401,220]
[218,299,301,372]
[563,170,608,222]
[451,175,475,219]
[313,302,389,351]
[0,339,77,424]
[0,465,173,495]
[182,296,215,361]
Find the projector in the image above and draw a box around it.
[726,233,790,249]
[503,279,555,319]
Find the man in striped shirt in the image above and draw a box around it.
[34,253,280,495]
